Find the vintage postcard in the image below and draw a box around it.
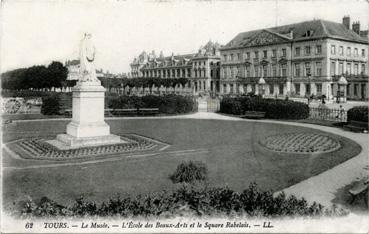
[1,0,368,233]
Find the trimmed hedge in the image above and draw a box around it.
[347,106,368,123]
[41,95,60,115]
[107,94,195,114]
[19,183,347,218]
[220,96,309,120]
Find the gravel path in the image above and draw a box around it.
[7,112,368,207]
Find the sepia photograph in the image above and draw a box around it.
[1,0,368,233]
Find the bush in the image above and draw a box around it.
[19,183,348,218]
[347,106,368,123]
[169,161,208,184]
[220,96,309,119]
[41,95,60,115]
[107,94,195,114]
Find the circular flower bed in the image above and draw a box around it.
[259,132,341,154]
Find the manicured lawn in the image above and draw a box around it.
[2,118,361,211]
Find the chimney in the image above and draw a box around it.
[342,16,350,30]
[352,21,360,35]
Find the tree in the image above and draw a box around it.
[47,61,68,88]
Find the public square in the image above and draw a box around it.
[1,1,369,233]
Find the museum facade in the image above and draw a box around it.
[219,16,368,101]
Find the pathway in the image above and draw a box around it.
[179,112,368,207]
[5,112,368,207]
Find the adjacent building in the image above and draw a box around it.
[219,16,369,101]
[66,60,116,80]
[130,41,222,94]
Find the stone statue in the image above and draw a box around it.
[79,33,98,82]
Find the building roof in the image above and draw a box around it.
[223,19,368,49]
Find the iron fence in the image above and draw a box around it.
[309,107,347,122]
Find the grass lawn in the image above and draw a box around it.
[2,118,361,212]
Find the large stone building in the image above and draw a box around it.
[130,41,222,95]
[220,16,369,101]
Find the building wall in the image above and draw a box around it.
[327,38,368,100]
[219,37,369,101]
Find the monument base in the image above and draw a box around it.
[47,134,122,150]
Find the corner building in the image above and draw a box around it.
[220,18,369,101]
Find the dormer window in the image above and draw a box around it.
[303,30,314,37]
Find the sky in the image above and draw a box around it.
[1,0,368,74]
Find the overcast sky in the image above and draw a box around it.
[1,0,368,74]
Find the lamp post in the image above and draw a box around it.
[258,77,266,98]
[307,72,311,105]
[337,75,348,103]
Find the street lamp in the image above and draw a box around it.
[307,72,311,105]
[337,75,348,103]
[258,77,266,98]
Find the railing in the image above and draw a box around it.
[309,107,347,122]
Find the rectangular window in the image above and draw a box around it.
[316,45,322,54]
[230,54,234,61]
[269,84,274,94]
[331,45,336,55]
[295,84,300,95]
[306,83,311,95]
[279,84,284,95]
[305,46,311,55]
[282,48,287,57]
[354,64,358,75]
[347,47,351,56]
[223,55,227,61]
[362,49,365,57]
[347,63,351,74]
[281,64,287,76]
[263,65,267,77]
[237,53,241,61]
[339,62,344,75]
[316,84,322,94]
[246,66,250,77]
[305,62,311,76]
[295,47,300,56]
[272,49,277,58]
[354,84,358,95]
[295,63,300,77]
[254,51,259,59]
[354,48,358,57]
[330,61,336,75]
[246,52,250,59]
[272,65,277,76]
[263,50,267,58]
[316,62,322,76]
[254,65,259,77]
[347,84,350,96]
[339,46,343,55]
[361,64,366,74]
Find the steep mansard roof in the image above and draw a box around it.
[223,19,368,49]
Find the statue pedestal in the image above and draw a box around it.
[48,81,122,149]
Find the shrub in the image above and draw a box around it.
[220,96,309,119]
[347,106,368,123]
[19,183,348,218]
[169,161,208,184]
[41,95,60,115]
